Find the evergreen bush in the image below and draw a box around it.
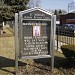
[61,44,75,59]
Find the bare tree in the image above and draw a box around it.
[28,0,41,8]
[35,0,40,7]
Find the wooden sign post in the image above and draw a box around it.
[15,7,56,75]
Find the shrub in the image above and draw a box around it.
[61,44,75,59]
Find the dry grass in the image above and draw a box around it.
[3,27,14,35]
[0,37,15,58]
[0,37,15,75]
[0,27,15,75]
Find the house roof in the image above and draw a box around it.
[19,7,53,16]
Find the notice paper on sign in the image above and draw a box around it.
[33,26,41,36]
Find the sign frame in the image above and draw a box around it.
[15,7,56,75]
[19,8,55,59]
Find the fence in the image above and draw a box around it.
[55,27,75,51]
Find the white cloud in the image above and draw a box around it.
[73,0,75,2]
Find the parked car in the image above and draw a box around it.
[63,24,75,30]
[69,24,75,30]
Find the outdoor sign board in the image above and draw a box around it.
[15,7,56,75]
[19,7,55,59]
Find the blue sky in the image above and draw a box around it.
[41,0,74,11]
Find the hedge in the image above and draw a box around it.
[61,44,75,59]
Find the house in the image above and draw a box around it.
[60,13,75,26]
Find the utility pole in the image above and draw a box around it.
[68,4,69,13]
